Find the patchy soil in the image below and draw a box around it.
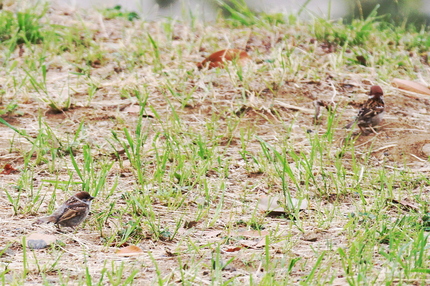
[1,3,430,285]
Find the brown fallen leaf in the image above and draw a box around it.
[254,238,266,248]
[165,248,177,257]
[302,232,319,242]
[225,246,241,252]
[183,220,198,229]
[230,229,269,249]
[392,78,430,96]
[122,105,155,118]
[233,230,269,238]
[240,238,266,249]
[116,245,143,256]
[197,49,251,70]
[388,198,419,212]
[1,164,18,175]
[356,55,367,66]
[258,195,308,215]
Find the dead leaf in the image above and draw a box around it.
[165,248,177,257]
[302,232,319,242]
[1,164,18,175]
[204,230,222,238]
[231,229,269,249]
[122,105,154,117]
[183,220,198,229]
[356,55,367,65]
[388,199,419,212]
[234,230,269,238]
[239,240,255,248]
[116,245,143,256]
[240,238,266,249]
[26,233,57,249]
[392,78,430,96]
[225,246,241,252]
[197,49,251,70]
[258,195,308,215]
[254,238,266,248]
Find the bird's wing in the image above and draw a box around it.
[56,203,87,224]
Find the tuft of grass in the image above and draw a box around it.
[100,5,140,21]
[1,0,430,285]
[0,4,47,46]
[313,5,385,47]
[217,0,285,27]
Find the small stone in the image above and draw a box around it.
[422,144,430,157]
[27,239,48,249]
[26,233,57,249]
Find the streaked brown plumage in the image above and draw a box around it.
[345,85,385,134]
[35,192,94,229]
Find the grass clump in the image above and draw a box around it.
[100,5,140,21]
[0,0,430,285]
[0,6,46,46]
[218,0,286,27]
[313,9,384,46]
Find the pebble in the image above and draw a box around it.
[422,143,430,157]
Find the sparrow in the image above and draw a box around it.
[197,49,250,70]
[35,192,94,230]
[345,85,385,134]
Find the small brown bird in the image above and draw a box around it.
[35,192,94,230]
[345,85,385,134]
[196,49,250,70]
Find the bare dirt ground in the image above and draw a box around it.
[1,4,430,285]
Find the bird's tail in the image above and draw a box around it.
[34,216,56,224]
[344,120,356,129]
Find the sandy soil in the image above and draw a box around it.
[1,4,430,285]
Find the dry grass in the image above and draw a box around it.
[0,1,430,285]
